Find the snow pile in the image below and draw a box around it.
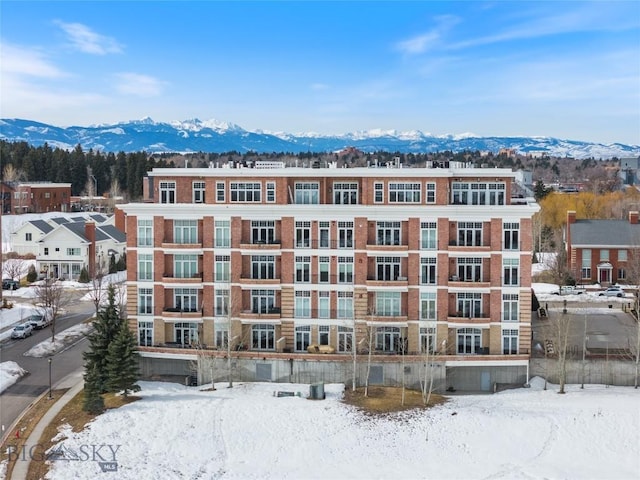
[23,323,94,358]
[45,380,639,480]
[0,361,28,394]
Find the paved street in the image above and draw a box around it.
[0,299,94,437]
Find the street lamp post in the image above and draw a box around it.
[48,358,52,399]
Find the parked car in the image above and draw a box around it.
[599,286,624,297]
[2,278,20,290]
[552,285,585,295]
[26,314,52,330]
[11,323,34,339]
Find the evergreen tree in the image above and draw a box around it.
[83,285,122,392]
[105,320,140,397]
[109,253,117,274]
[116,254,126,272]
[83,363,105,414]
[78,266,90,283]
[26,264,37,283]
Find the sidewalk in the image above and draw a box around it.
[10,369,84,480]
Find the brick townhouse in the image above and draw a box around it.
[566,210,640,285]
[117,161,539,388]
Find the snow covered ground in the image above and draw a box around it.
[22,323,94,358]
[0,361,28,394]
[44,379,639,480]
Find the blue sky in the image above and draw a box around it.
[1,1,639,144]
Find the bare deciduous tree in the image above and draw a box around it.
[86,256,108,319]
[542,308,572,394]
[34,278,72,343]
[2,258,26,282]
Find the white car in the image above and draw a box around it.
[599,286,625,297]
[11,323,34,339]
[26,314,52,330]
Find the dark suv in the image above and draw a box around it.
[2,279,20,290]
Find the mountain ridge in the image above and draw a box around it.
[1,117,638,160]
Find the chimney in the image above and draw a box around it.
[114,207,126,233]
[629,211,639,225]
[567,210,577,225]
[85,221,96,277]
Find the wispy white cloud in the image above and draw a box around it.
[0,42,67,78]
[114,73,166,97]
[54,21,123,55]
[395,15,460,55]
[310,83,329,91]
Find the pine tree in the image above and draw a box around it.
[83,285,122,392]
[83,363,105,414]
[79,266,89,283]
[26,264,37,283]
[109,253,117,274]
[105,320,140,397]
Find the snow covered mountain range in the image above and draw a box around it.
[1,117,638,159]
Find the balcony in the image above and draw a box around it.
[161,241,202,250]
[365,242,408,252]
[366,276,408,287]
[162,307,203,320]
[240,239,281,250]
[447,312,491,324]
[162,273,203,284]
[447,240,491,252]
[448,275,490,288]
[239,275,281,285]
[239,307,281,320]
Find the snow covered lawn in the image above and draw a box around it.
[45,379,639,480]
[22,323,94,358]
[0,361,28,394]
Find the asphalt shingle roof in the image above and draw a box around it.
[98,224,126,243]
[29,220,54,234]
[571,219,640,246]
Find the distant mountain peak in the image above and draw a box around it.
[0,117,638,159]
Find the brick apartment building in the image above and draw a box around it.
[118,161,539,389]
[5,182,71,214]
[566,210,640,285]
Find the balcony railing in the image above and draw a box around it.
[162,272,203,283]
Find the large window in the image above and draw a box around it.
[215,220,230,247]
[295,325,311,351]
[252,324,275,350]
[376,292,402,316]
[138,288,153,315]
[138,253,153,281]
[425,183,436,203]
[333,182,358,205]
[318,291,330,318]
[338,221,354,248]
[457,293,482,318]
[503,222,520,250]
[138,321,153,347]
[376,327,402,352]
[502,294,519,322]
[252,220,276,244]
[295,291,311,318]
[389,183,421,203]
[215,322,228,348]
[266,182,276,203]
[215,255,230,282]
[295,183,319,204]
[251,255,276,280]
[174,288,198,312]
[374,183,384,203]
[174,254,198,278]
[457,222,483,247]
[295,256,310,283]
[216,182,225,202]
[319,256,330,283]
[581,249,592,279]
[193,181,205,203]
[421,257,437,284]
[600,249,610,261]
[137,219,153,247]
[174,220,197,244]
[377,221,401,246]
[376,256,401,281]
[159,181,176,204]
[502,329,518,354]
[231,182,261,202]
[420,292,436,320]
[251,290,276,314]
[421,222,437,249]
[215,289,229,316]
[337,291,353,318]
[420,327,436,353]
[338,326,353,352]
[457,328,481,354]
[503,258,519,286]
[318,325,330,345]
[66,248,81,256]
[318,221,330,248]
[452,183,505,206]
[295,221,311,248]
[338,257,353,283]
[174,322,198,345]
[457,257,482,282]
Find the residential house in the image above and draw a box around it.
[118,162,540,390]
[10,220,55,256]
[566,210,640,285]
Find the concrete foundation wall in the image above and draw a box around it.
[530,358,638,387]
